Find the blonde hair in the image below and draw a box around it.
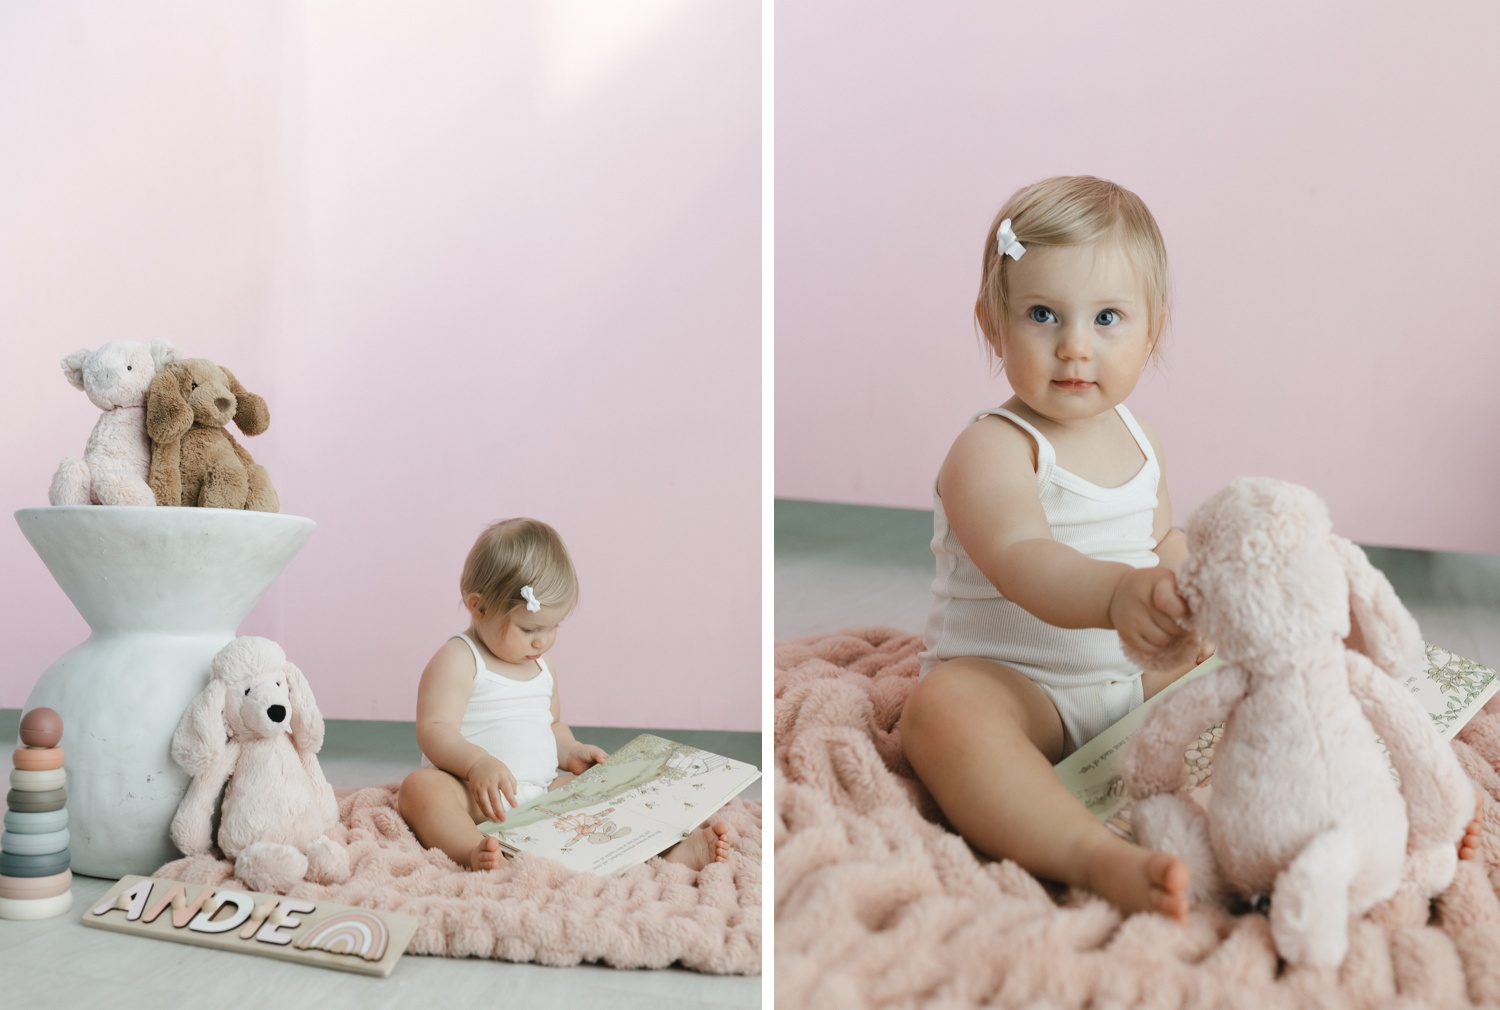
[460,518,578,621]
[975,175,1171,362]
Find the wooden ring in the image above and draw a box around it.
[11,747,63,771]
[0,869,71,900]
[0,890,73,920]
[0,827,69,856]
[4,787,66,813]
[0,848,71,878]
[2,808,68,834]
[9,768,66,792]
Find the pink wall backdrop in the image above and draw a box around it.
[0,1,761,729]
[776,2,1500,555]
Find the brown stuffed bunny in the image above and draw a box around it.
[146,358,280,511]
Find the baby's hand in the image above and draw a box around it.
[1109,566,1191,659]
[561,742,608,776]
[466,754,518,823]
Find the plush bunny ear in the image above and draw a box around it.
[1331,534,1423,680]
[285,661,325,756]
[221,367,270,437]
[60,348,90,391]
[149,339,178,371]
[145,363,194,443]
[170,679,230,778]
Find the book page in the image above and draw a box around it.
[488,801,695,875]
[478,734,761,874]
[1402,644,1500,737]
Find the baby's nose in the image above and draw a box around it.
[268,704,286,724]
[1059,342,1092,361]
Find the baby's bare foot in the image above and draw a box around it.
[662,821,736,870]
[1460,787,1485,861]
[1085,836,1191,921]
[470,834,504,871]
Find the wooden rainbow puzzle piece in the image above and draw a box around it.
[81,875,418,977]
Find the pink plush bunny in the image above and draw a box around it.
[1119,477,1473,968]
[169,636,351,894]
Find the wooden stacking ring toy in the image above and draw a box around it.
[11,747,63,772]
[0,706,72,923]
[0,828,69,856]
[5,787,66,814]
[0,848,72,877]
[9,768,66,791]
[0,869,71,900]
[3,808,68,834]
[0,891,72,920]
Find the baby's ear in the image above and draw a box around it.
[60,349,90,390]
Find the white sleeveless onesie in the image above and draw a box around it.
[424,633,562,810]
[920,404,1162,755]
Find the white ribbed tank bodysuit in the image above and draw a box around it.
[423,633,562,811]
[920,403,1162,755]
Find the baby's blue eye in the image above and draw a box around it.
[1095,309,1120,326]
[1027,306,1055,324]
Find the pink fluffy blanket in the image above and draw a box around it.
[156,785,761,973]
[775,628,1500,1009]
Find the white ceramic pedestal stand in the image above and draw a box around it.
[15,506,315,878]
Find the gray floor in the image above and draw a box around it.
[775,498,1500,672]
[0,716,761,1008]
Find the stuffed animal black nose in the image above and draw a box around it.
[268,704,287,723]
[215,397,231,412]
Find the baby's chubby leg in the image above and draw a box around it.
[398,768,504,871]
[901,658,1189,921]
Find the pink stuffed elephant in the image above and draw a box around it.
[169,636,351,894]
[1120,477,1473,968]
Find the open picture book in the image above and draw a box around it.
[1056,643,1499,840]
[476,733,761,875]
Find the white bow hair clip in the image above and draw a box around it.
[996,218,1026,261]
[520,585,541,612]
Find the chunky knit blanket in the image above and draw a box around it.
[157,785,761,973]
[775,627,1500,1009]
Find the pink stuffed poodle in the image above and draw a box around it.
[49,339,177,506]
[1120,477,1473,968]
[169,636,351,894]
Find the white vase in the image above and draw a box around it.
[15,506,315,878]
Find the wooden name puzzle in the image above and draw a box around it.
[81,875,418,977]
